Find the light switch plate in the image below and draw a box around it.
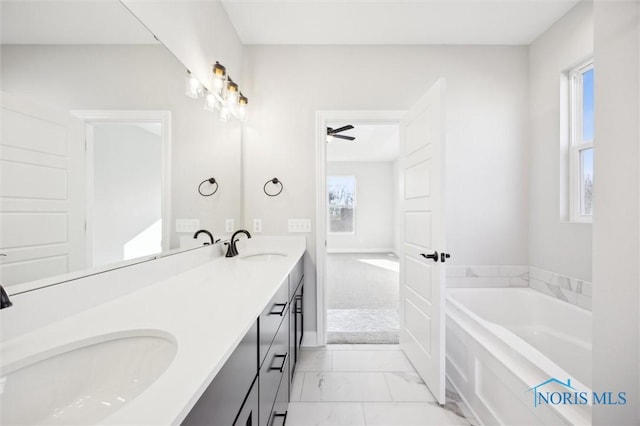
[225,219,234,233]
[176,219,200,233]
[288,219,311,233]
[253,219,262,233]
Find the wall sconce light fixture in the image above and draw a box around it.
[183,62,248,123]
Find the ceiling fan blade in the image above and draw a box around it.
[333,134,356,141]
[330,125,354,134]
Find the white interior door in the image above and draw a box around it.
[399,79,447,404]
[0,93,85,287]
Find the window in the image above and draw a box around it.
[569,59,594,221]
[327,176,356,233]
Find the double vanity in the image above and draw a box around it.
[0,236,306,425]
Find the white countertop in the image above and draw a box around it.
[1,236,306,425]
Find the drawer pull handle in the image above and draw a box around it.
[268,353,288,372]
[269,303,287,316]
[272,411,288,426]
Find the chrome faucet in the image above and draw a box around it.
[225,229,252,257]
[193,229,220,245]
[1,285,13,309]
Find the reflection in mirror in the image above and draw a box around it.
[0,0,242,291]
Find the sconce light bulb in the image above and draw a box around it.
[237,104,247,122]
[204,91,218,112]
[219,105,230,123]
[213,76,225,93]
[185,72,204,99]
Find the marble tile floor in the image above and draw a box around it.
[287,345,479,426]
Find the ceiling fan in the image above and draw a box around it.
[327,125,355,142]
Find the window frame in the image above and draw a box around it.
[327,175,357,235]
[568,59,594,223]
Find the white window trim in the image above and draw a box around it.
[568,59,594,223]
[327,175,357,235]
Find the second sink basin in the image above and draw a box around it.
[1,331,177,425]
[240,253,288,262]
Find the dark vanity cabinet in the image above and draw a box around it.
[182,320,259,426]
[182,256,304,426]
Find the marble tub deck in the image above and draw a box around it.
[287,345,478,425]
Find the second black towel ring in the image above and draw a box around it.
[263,178,283,197]
[198,177,219,196]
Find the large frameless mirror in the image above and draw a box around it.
[0,0,242,293]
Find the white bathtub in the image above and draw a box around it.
[446,288,591,425]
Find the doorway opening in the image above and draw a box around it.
[316,111,404,345]
[72,111,171,269]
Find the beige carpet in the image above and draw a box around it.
[326,253,399,344]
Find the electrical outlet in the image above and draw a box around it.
[225,219,234,233]
[176,219,200,233]
[288,219,312,233]
[253,219,262,233]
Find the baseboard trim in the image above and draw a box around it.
[301,331,320,347]
[326,248,395,254]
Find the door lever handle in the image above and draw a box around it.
[420,251,439,262]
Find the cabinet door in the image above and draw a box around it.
[289,295,297,387]
[234,377,259,426]
[295,283,304,357]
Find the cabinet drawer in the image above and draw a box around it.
[259,309,289,426]
[289,258,303,301]
[269,359,290,426]
[259,279,288,366]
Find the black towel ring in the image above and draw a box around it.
[263,178,283,197]
[198,177,219,196]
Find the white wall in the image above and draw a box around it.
[1,44,242,252]
[529,1,593,281]
[243,45,530,332]
[592,1,640,424]
[92,124,162,267]
[326,161,395,252]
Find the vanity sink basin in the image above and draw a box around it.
[240,253,288,262]
[1,332,177,425]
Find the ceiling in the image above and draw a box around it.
[327,123,399,162]
[1,1,157,45]
[1,1,581,46]
[221,0,580,45]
